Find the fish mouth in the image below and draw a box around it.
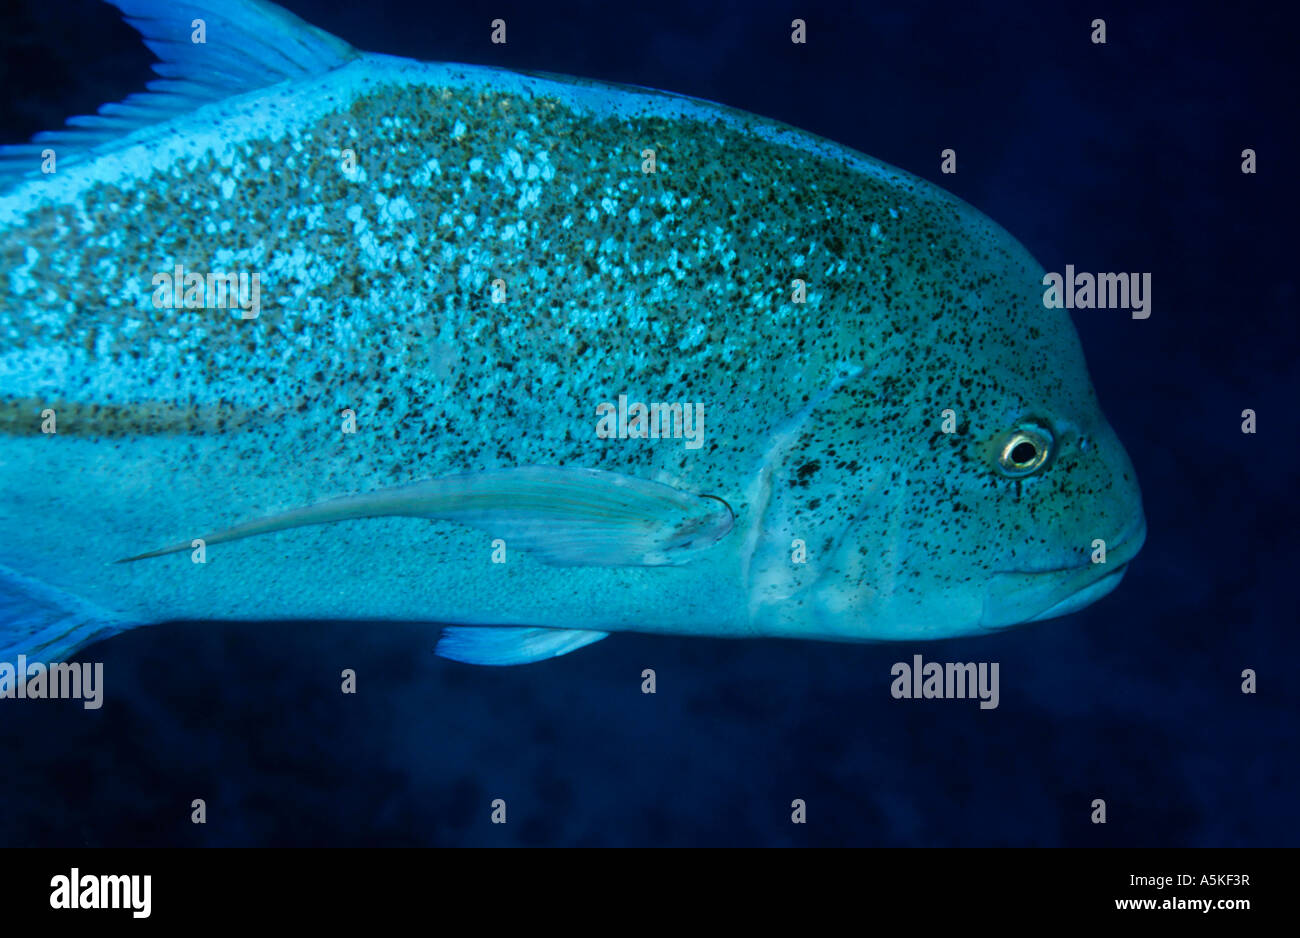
[978,516,1147,629]
[1020,562,1130,622]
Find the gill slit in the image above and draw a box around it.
[738,363,867,619]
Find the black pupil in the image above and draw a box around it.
[1010,441,1038,464]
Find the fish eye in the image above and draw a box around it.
[996,423,1053,477]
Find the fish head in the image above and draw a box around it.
[746,203,1145,641]
[969,406,1147,632]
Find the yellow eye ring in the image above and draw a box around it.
[997,424,1053,477]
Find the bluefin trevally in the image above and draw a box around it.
[0,0,1145,668]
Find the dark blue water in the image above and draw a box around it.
[1,0,1295,846]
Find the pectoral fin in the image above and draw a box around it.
[117,466,735,567]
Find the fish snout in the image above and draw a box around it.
[978,512,1146,630]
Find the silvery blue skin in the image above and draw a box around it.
[0,0,1145,667]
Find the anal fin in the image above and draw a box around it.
[0,564,130,669]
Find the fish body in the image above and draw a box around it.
[0,0,1145,666]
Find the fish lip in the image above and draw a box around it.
[995,515,1147,577]
[1022,561,1130,622]
[978,515,1146,629]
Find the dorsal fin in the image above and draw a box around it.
[0,0,358,188]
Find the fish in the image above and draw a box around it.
[0,0,1145,669]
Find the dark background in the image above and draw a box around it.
[0,0,1295,846]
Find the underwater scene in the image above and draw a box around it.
[0,0,1295,848]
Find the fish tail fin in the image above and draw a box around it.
[0,564,132,672]
[0,0,358,189]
